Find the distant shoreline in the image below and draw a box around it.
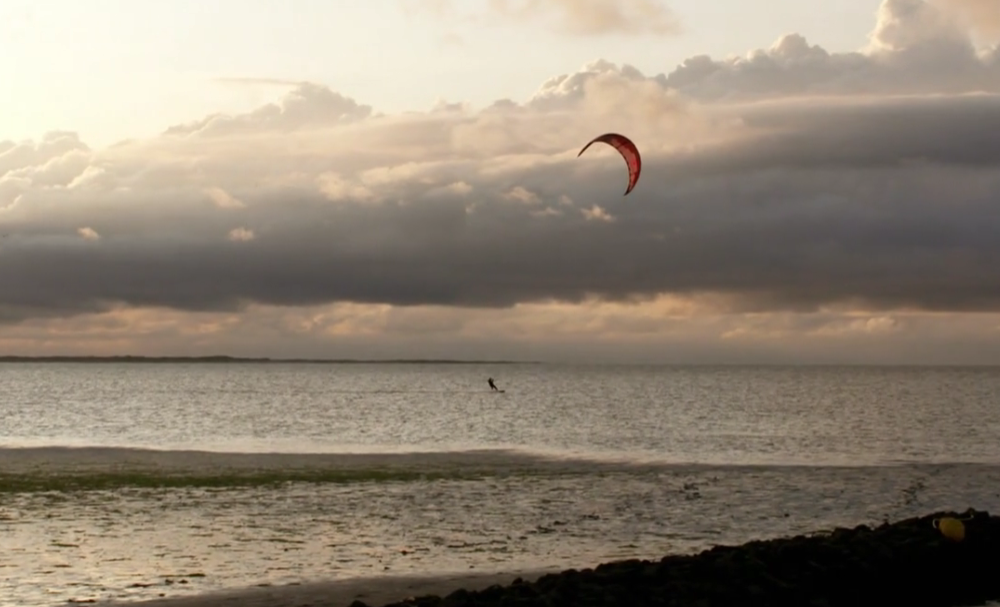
[0,355,536,364]
[0,356,997,367]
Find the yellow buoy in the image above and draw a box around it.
[932,517,966,542]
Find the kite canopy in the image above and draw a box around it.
[577,133,642,195]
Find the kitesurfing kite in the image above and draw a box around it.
[577,133,641,196]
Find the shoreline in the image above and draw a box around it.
[2,356,998,368]
[91,569,557,607]
[0,355,534,364]
[91,509,1000,607]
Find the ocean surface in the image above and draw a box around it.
[1,362,999,606]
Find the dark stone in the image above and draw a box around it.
[444,588,470,601]
[351,509,1000,607]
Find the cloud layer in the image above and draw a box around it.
[403,0,680,36]
[2,0,1000,360]
[934,0,1000,39]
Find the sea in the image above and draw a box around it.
[1,362,999,607]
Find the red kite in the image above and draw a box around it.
[577,133,642,195]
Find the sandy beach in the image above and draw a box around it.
[96,570,552,607]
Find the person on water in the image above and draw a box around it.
[488,377,498,391]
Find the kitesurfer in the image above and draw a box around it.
[488,377,498,392]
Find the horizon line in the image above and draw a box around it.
[0,355,536,364]
[0,355,998,367]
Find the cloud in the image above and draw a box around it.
[933,0,1000,40]
[77,227,100,240]
[227,227,254,242]
[504,186,541,204]
[163,82,372,137]
[581,204,614,222]
[486,0,680,35]
[3,300,1000,364]
[662,0,1000,102]
[2,0,1000,362]
[0,132,90,178]
[402,0,680,36]
[205,187,246,209]
[212,77,306,87]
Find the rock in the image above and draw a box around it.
[355,510,1000,607]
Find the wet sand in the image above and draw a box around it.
[94,570,552,607]
[92,509,1000,607]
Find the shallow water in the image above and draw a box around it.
[2,456,998,606]
[0,363,998,605]
[2,363,1000,465]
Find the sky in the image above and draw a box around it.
[2,0,1000,364]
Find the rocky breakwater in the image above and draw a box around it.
[355,509,1000,607]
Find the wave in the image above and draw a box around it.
[0,445,998,494]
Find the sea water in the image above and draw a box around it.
[1,363,998,606]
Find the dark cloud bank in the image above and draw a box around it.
[1,0,1000,323]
